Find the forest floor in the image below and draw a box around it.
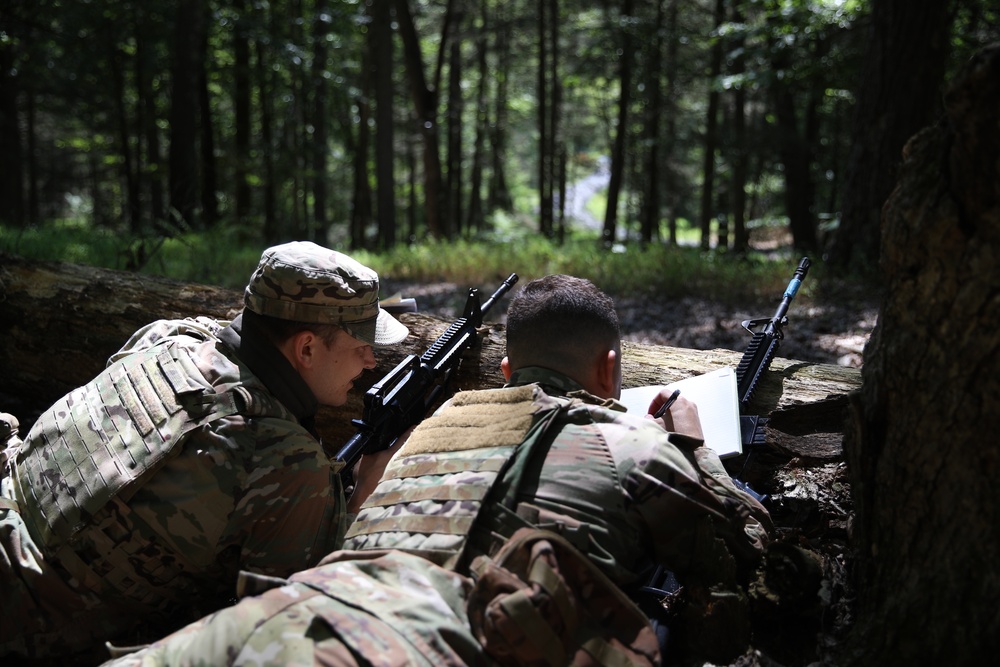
[385,275,879,667]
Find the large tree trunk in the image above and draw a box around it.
[842,45,1000,664]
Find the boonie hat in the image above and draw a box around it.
[244,241,409,347]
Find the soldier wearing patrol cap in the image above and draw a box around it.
[0,241,408,662]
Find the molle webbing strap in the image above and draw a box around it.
[394,385,539,456]
[343,386,544,563]
[13,341,243,552]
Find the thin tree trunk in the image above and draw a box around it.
[0,39,23,227]
[731,1,749,253]
[603,0,635,247]
[136,2,165,225]
[393,0,448,238]
[111,42,141,234]
[198,7,219,230]
[664,0,679,245]
[487,1,512,213]
[466,0,489,233]
[233,0,252,229]
[549,0,562,242]
[698,0,724,250]
[167,0,202,230]
[311,4,331,242]
[369,0,395,249]
[640,0,665,245]
[446,36,463,237]
[537,0,552,237]
[255,37,278,242]
[350,50,373,250]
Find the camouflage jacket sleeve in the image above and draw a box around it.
[605,414,771,583]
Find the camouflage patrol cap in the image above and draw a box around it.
[245,241,409,347]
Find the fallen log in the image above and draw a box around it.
[0,253,861,449]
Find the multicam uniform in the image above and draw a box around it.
[99,366,771,667]
[346,366,771,590]
[0,315,346,660]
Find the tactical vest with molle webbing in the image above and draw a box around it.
[344,384,573,570]
[8,336,292,556]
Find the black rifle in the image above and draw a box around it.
[641,258,814,612]
[335,273,519,476]
[733,256,811,499]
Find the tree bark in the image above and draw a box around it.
[842,44,1000,664]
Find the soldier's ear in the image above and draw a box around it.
[596,349,618,398]
[501,356,512,381]
[282,330,317,371]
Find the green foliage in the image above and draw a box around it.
[1,222,805,306]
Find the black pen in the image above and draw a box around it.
[653,388,681,419]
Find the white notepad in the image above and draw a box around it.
[619,367,743,458]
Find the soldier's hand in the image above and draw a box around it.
[647,393,705,440]
[347,426,414,514]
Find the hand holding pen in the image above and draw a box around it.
[648,387,704,440]
[653,388,682,418]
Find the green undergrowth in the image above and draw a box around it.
[1,221,813,306]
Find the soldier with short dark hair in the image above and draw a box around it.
[96,274,772,667]
[0,241,408,662]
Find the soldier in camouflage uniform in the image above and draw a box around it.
[0,241,409,662]
[97,274,771,667]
